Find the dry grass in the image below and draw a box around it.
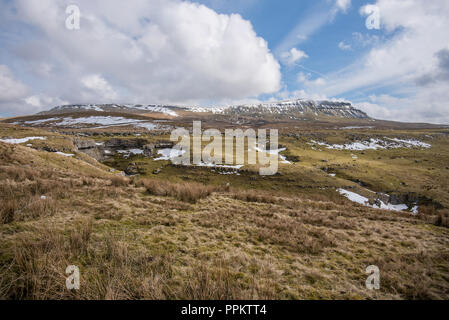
[110,176,130,187]
[138,178,215,203]
[231,189,278,204]
[1,125,449,300]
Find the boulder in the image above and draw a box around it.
[125,163,144,175]
[72,137,105,161]
[82,148,105,161]
[143,144,156,157]
[73,137,96,150]
[285,155,300,162]
[104,138,147,149]
[154,141,174,149]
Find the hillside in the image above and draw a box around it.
[36,99,369,120]
[1,111,449,299]
[0,124,448,299]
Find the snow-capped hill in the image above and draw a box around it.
[38,99,369,119]
[191,99,369,119]
[39,104,180,117]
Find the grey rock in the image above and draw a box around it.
[73,137,96,150]
[143,144,156,157]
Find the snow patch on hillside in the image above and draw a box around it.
[310,138,431,151]
[337,188,411,212]
[0,136,46,144]
[19,116,165,131]
[154,148,186,161]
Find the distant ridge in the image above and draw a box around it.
[38,99,370,119]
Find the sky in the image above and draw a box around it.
[0,0,449,124]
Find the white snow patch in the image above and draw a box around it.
[340,126,374,130]
[58,116,139,126]
[117,149,144,155]
[129,105,178,117]
[196,162,243,169]
[133,123,159,130]
[55,151,74,157]
[0,136,46,144]
[254,146,291,164]
[387,138,431,148]
[154,148,186,161]
[310,138,431,151]
[39,116,162,131]
[337,189,410,212]
[21,118,60,125]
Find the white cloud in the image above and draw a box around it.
[297,72,310,83]
[0,0,281,115]
[81,74,118,101]
[0,65,28,102]
[24,95,42,107]
[336,0,351,13]
[277,89,329,102]
[24,94,68,110]
[338,41,352,51]
[281,48,308,65]
[352,32,380,47]
[307,0,449,123]
[313,78,326,86]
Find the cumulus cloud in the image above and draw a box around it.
[336,0,351,13]
[305,0,449,123]
[416,47,449,86]
[24,94,68,109]
[356,84,449,124]
[0,65,28,103]
[81,74,119,101]
[281,48,308,65]
[0,0,281,115]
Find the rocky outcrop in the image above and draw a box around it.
[73,137,105,161]
[154,141,174,149]
[73,137,97,149]
[143,144,156,157]
[285,155,300,162]
[143,141,174,157]
[104,138,148,149]
[37,99,369,120]
[215,99,370,119]
[125,162,146,175]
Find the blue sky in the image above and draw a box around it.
[1,0,448,123]
[197,0,390,103]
